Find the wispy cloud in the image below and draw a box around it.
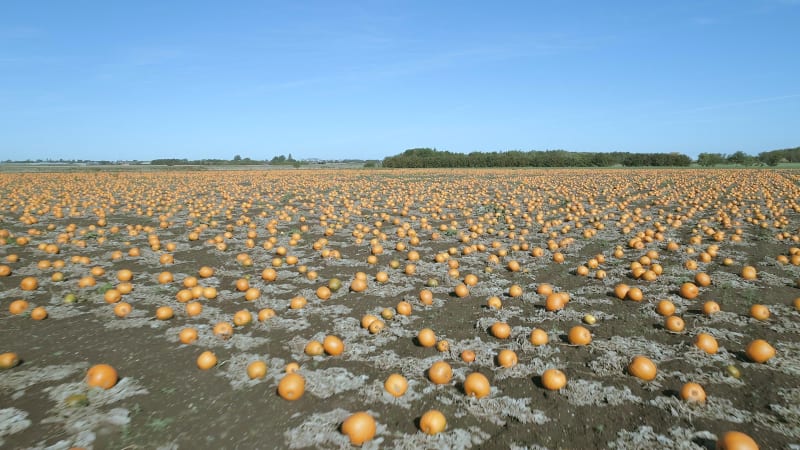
[91,45,191,80]
[689,16,719,26]
[248,77,328,93]
[230,45,499,98]
[367,45,511,78]
[0,56,62,65]
[209,23,605,98]
[516,32,610,55]
[686,93,800,112]
[343,32,604,82]
[123,46,187,67]
[0,26,43,39]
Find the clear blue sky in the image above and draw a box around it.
[1,1,799,161]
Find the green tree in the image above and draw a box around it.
[697,153,726,167]
[727,151,757,166]
[758,152,781,166]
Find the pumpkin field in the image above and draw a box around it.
[1,167,799,449]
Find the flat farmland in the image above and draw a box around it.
[1,168,799,449]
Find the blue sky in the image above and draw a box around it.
[1,1,798,161]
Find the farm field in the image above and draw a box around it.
[1,168,799,449]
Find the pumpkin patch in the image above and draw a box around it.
[0,168,797,448]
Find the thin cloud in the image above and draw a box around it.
[689,17,719,26]
[91,45,190,80]
[517,32,610,55]
[348,32,603,81]
[686,93,800,112]
[0,26,43,39]
[0,56,62,65]
[124,46,187,67]
[251,77,327,93]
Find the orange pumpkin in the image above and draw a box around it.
[289,296,307,309]
[257,308,275,321]
[680,382,706,403]
[323,335,344,356]
[213,322,234,340]
[104,288,122,304]
[749,304,770,321]
[86,364,118,389]
[541,368,567,390]
[417,328,436,347]
[179,327,198,344]
[186,301,203,317]
[244,287,260,301]
[664,315,685,333]
[567,325,592,345]
[419,289,434,305]
[496,349,518,368]
[741,266,757,280]
[304,340,324,356]
[152,305,172,320]
[233,310,252,327]
[529,328,549,346]
[702,301,721,315]
[9,300,29,315]
[247,361,267,379]
[656,300,675,316]
[694,272,711,287]
[349,277,367,292]
[745,339,776,363]
[198,266,214,278]
[0,352,20,370]
[453,283,469,298]
[679,282,699,299]
[114,302,132,318]
[694,333,719,354]
[396,301,412,316]
[20,276,38,291]
[545,292,567,311]
[626,287,643,302]
[536,283,553,295]
[117,269,133,282]
[368,319,385,335]
[463,372,491,398]
[341,412,377,446]
[613,283,630,300]
[316,286,332,300]
[716,431,758,450]
[460,349,476,363]
[30,306,48,320]
[628,355,657,381]
[197,351,217,370]
[490,322,511,339]
[428,361,453,384]
[384,373,408,397]
[277,373,305,400]
[419,410,447,435]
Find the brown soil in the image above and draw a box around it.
[1,168,799,449]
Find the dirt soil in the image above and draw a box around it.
[1,168,799,449]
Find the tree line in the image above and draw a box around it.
[383,147,800,168]
[382,148,693,168]
[756,146,800,166]
[697,147,800,166]
[150,154,305,167]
